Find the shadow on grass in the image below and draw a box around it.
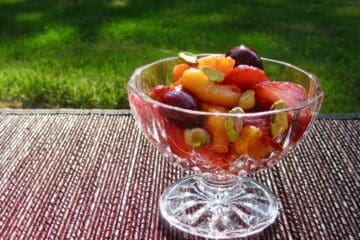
[0,0,359,111]
[0,0,173,42]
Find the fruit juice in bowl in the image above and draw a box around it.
[127,45,323,239]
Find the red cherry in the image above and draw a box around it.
[223,65,268,91]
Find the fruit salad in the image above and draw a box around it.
[138,45,312,174]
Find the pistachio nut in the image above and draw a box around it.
[178,52,198,64]
[270,100,289,138]
[184,128,211,148]
[238,90,256,110]
[200,66,225,83]
[224,107,244,142]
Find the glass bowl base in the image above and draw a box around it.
[160,175,278,239]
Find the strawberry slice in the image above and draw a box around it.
[223,65,268,90]
[253,81,311,144]
[289,109,312,144]
[254,81,307,110]
[150,85,170,101]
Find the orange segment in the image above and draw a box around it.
[173,63,190,81]
[204,105,231,154]
[198,55,235,76]
[181,68,241,107]
[234,125,271,160]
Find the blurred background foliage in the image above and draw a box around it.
[0,0,359,112]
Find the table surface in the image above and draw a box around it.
[0,110,359,240]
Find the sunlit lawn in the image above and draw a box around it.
[0,0,359,112]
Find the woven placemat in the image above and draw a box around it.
[0,112,358,239]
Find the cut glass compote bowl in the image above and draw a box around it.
[127,55,323,239]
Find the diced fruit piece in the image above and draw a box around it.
[262,134,283,151]
[289,109,312,143]
[179,52,198,64]
[224,107,244,142]
[181,68,241,107]
[226,45,263,69]
[234,125,272,159]
[243,117,283,151]
[200,66,224,83]
[224,65,268,90]
[173,63,190,81]
[238,90,256,110]
[270,100,289,138]
[197,55,235,76]
[200,103,229,113]
[234,126,260,154]
[160,86,203,128]
[196,146,229,169]
[165,123,192,159]
[169,80,182,90]
[184,128,210,148]
[254,81,307,110]
[204,105,231,154]
[243,117,269,131]
[150,85,170,101]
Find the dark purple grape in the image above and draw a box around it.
[226,45,263,69]
[159,87,203,128]
[161,88,198,110]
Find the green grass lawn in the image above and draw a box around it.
[0,0,359,112]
